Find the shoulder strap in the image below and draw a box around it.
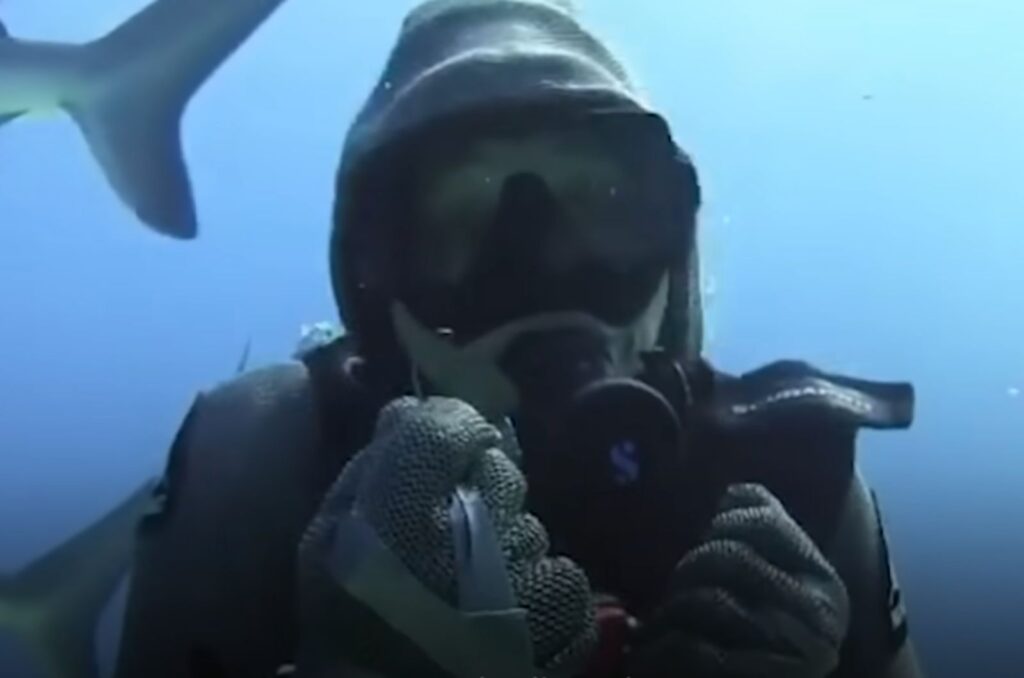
[300,335,390,475]
[708,359,915,433]
[692,359,915,545]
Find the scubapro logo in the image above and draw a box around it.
[610,440,640,485]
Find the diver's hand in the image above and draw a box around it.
[295,397,596,678]
[626,484,850,678]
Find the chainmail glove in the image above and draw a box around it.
[296,396,596,678]
[626,483,850,678]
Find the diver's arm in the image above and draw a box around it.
[115,362,325,678]
[827,471,923,678]
[881,641,925,678]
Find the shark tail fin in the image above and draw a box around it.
[0,22,23,128]
[64,32,198,239]
[0,480,158,678]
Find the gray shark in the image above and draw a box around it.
[0,479,157,678]
[0,0,290,238]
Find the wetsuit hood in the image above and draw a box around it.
[330,0,704,371]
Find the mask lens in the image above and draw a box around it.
[393,112,693,337]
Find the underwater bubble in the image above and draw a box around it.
[293,321,344,359]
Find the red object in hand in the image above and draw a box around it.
[582,599,634,678]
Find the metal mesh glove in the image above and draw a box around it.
[626,483,850,678]
[297,397,596,677]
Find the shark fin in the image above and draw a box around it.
[2,0,287,237]
[66,53,196,239]
[0,479,157,678]
[0,19,21,127]
[236,337,253,375]
[59,0,287,239]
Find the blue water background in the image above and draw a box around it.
[0,1,1021,676]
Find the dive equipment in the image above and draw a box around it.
[520,354,917,611]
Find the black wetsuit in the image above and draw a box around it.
[116,335,915,678]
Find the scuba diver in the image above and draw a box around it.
[114,1,924,677]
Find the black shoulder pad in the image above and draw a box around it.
[708,360,915,434]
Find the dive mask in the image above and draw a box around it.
[389,108,698,340]
[377,109,698,420]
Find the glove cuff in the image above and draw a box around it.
[326,506,541,678]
